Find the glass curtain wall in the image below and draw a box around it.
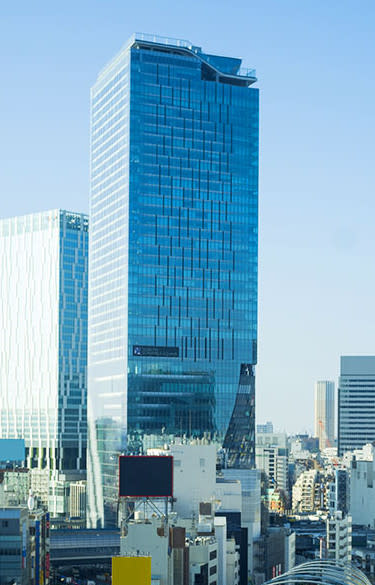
[88,35,258,527]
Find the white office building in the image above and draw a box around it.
[292,470,318,514]
[326,511,352,563]
[69,480,87,519]
[120,513,237,585]
[0,210,88,472]
[345,443,375,528]
[145,441,260,580]
[169,443,217,519]
[256,432,288,493]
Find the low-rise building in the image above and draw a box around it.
[253,525,295,585]
[327,468,349,516]
[226,538,240,585]
[326,511,352,563]
[121,515,171,585]
[345,444,375,528]
[0,507,30,585]
[256,432,289,501]
[69,480,86,520]
[189,536,218,585]
[292,470,318,514]
[257,422,274,435]
[0,506,50,585]
[0,468,29,507]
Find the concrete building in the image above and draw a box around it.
[256,432,289,496]
[0,506,50,585]
[314,381,335,451]
[285,530,296,573]
[222,468,261,577]
[226,538,240,585]
[70,480,87,519]
[292,470,318,514]
[170,443,217,519]
[48,471,86,524]
[289,436,319,460]
[30,469,49,508]
[0,468,29,507]
[346,443,375,528]
[338,356,375,456]
[257,422,274,434]
[131,442,258,584]
[253,526,295,585]
[327,468,349,516]
[119,513,236,585]
[257,433,287,450]
[189,536,218,585]
[120,516,171,585]
[143,441,260,583]
[215,479,247,585]
[28,507,51,585]
[0,507,30,585]
[326,511,352,563]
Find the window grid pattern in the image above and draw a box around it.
[127,47,258,432]
[338,358,375,456]
[0,210,88,471]
[88,50,131,528]
[88,36,258,528]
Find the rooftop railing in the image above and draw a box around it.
[134,32,195,50]
[134,33,256,79]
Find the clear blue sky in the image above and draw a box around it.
[1,0,375,433]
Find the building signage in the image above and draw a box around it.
[133,345,179,358]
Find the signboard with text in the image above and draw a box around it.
[132,345,179,358]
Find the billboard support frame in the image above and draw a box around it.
[120,495,172,528]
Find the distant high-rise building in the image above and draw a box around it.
[255,432,288,494]
[70,480,87,519]
[0,210,88,471]
[257,421,274,434]
[88,33,259,527]
[338,356,375,456]
[314,381,335,450]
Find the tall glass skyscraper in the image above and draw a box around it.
[88,34,259,527]
[0,210,88,472]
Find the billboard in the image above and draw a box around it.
[119,456,173,497]
[0,438,25,462]
[112,556,151,585]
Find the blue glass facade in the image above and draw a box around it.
[88,34,258,527]
[58,212,88,470]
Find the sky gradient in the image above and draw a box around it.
[1,0,375,433]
